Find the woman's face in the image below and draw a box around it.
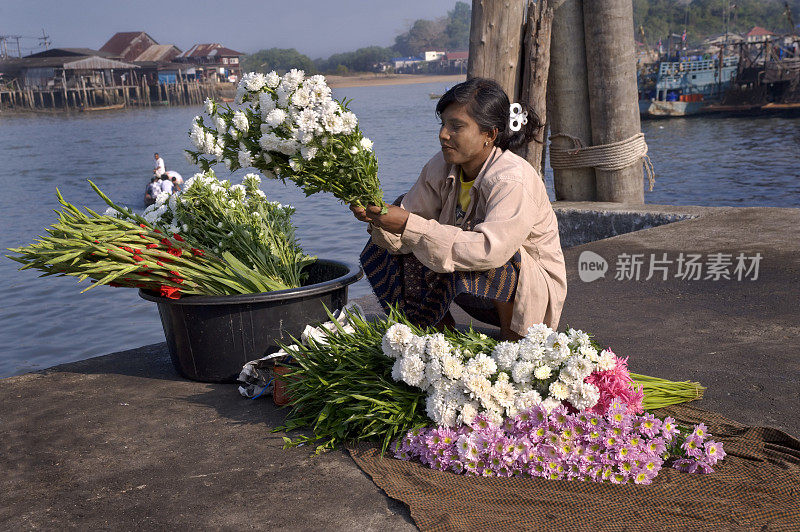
[438,103,494,167]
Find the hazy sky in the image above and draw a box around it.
[1,0,461,59]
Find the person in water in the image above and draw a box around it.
[351,77,566,340]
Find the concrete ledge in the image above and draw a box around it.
[553,201,727,248]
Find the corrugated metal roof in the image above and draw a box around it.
[25,48,116,59]
[134,44,181,62]
[446,51,468,60]
[1,56,139,70]
[177,43,244,59]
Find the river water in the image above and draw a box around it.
[1,81,799,377]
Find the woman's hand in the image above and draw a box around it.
[350,204,410,234]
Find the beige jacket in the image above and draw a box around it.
[370,147,567,334]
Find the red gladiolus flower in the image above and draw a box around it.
[154,229,162,234]
[160,285,181,299]
[191,248,204,256]
[173,234,184,242]
[146,243,158,249]
[139,233,147,239]
[167,247,183,257]
[170,277,184,284]
[133,248,142,254]
[132,255,144,262]
[161,238,172,247]
[122,246,134,253]
[139,224,147,229]
[93,240,100,244]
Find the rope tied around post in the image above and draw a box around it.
[549,132,655,191]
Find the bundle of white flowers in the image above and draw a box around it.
[131,170,314,290]
[185,70,386,212]
[382,323,612,427]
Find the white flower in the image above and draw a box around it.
[563,355,595,381]
[321,112,344,134]
[384,323,414,351]
[440,352,464,381]
[463,374,491,401]
[465,352,497,378]
[155,192,170,206]
[288,159,300,171]
[349,146,358,155]
[295,108,319,133]
[204,97,216,116]
[242,72,267,92]
[517,339,546,363]
[291,87,312,108]
[360,137,373,151]
[264,108,287,128]
[404,335,427,359]
[491,379,516,409]
[569,381,600,411]
[103,207,122,218]
[394,354,425,388]
[215,116,227,132]
[533,365,552,380]
[259,92,276,114]
[491,341,519,370]
[190,123,206,150]
[265,70,280,88]
[424,355,443,387]
[597,349,616,371]
[540,397,562,412]
[511,360,534,384]
[425,333,451,359]
[514,390,542,411]
[548,380,570,401]
[458,402,479,425]
[232,110,249,132]
[525,323,553,344]
[340,111,357,133]
[281,68,305,91]
[579,344,599,362]
[236,149,254,169]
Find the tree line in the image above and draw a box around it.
[241,1,470,75]
[241,0,800,76]
[633,0,800,45]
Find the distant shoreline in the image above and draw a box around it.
[325,73,466,88]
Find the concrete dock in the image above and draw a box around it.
[2,205,798,529]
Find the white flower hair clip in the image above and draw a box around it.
[509,103,528,132]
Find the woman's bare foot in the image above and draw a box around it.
[434,311,456,332]
[493,299,523,341]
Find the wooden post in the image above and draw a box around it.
[548,0,596,200]
[467,0,529,102]
[583,0,644,203]
[61,70,69,110]
[518,0,553,172]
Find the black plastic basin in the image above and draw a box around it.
[139,259,362,383]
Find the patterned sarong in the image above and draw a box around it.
[360,239,521,328]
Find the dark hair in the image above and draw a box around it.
[435,77,541,152]
[150,176,158,182]
[160,173,169,180]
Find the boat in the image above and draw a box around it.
[80,102,126,112]
[638,57,739,118]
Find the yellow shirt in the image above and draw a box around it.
[458,168,475,213]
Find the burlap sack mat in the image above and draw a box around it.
[348,404,800,531]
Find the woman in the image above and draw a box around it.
[351,77,566,340]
